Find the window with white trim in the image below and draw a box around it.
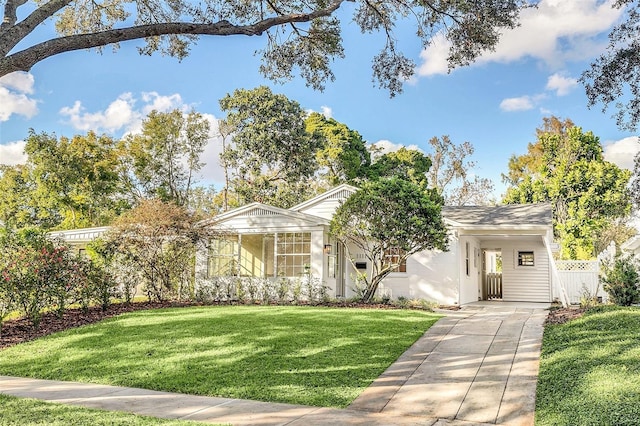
[518,251,535,266]
[277,232,311,277]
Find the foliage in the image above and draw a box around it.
[367,147,432,187]
[305,112,371,186]
[0,305,440,407]
[219,86,321,207]
[330,177,448,302]
[103,199,216,302]
[119,109,210,207]
[0,228,116,328]
[601,255,640,306]
[1,1,530,96]
[580,2,640,131]
[536,306,640,425]
[0,131,124,230]
[426,135,495,205]
[503,117,632,259]
[195,276,328,305]
[0,394,212,426]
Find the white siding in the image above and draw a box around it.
[483,239,551,302]
[381,240,459,305]
[296,199,344,220]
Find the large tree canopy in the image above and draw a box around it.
[503,117,632,260]
[330,177,448,302]
[219,86,320,208]
[581,1,640,131]
[0,1,529,94]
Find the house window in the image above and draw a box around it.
[465,242,470,276]
[277,232,311,277]
[384,247,407,273]
[518,251,535,266]
[207,235,239,277]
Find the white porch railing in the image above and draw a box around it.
[555,260,606,304]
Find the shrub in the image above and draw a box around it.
[601,255,640,306]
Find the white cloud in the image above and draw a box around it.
[546,73,578,96]
[140,92,185,115]
[0,140,27,166]
[417,0,622,76]
[0,72,35,94]
[603,136,640,170]
[197,113,227,185]
[60,92,190,135]
[320,106,333,119]
[417,33,451,77]
[500,96,535,112]
[0,72,38,121]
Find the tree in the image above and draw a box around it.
[581,1,640,131]
[503,118,631,260]
[119,109,210,207]
[104,199,217,302]
[305,112,371,186]
[426,136,494,205]
[502,117,575,187]
[219,86,321,208]
[24,130,124,229]
[367,147,432,187]
[0,1,529,95]
[330,177,448,302]
[0,130,124,230]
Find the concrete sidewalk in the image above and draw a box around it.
[0,303,548,425]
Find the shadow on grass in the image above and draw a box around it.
[0,306,439,408]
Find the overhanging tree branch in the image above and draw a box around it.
[0,0,347,77]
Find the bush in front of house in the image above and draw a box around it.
[601,254,640,306]
[0,228,119,330]
[194,275,329,305]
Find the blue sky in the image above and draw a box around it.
[0,0,638,200]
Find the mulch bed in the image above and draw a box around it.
[545,306,587,325]
[0,301,187,350]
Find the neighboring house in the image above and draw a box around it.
[48,226,110,256]
[196,184,557,305]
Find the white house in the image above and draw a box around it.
[196,184,556,305]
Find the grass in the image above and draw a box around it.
[536,306,640,426]
[0,305,439,408]
[0,394,217,426]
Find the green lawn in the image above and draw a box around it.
[0,305,439,408]
[0,394,217,426]
[536,306,640,426]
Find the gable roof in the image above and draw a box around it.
[200,202,330,227]
[290,184,358,213]
[442,203,552,227]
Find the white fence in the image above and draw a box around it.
[555,260,607,304]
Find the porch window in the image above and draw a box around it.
[384,247,407,273]
[518,251,535,266]
[277,232,311,277]
[207,235,239,277]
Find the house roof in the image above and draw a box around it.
[442,203,552,227]
[290,183,358,213]
[200,202,330,227]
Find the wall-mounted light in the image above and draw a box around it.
[323,244,332,254]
